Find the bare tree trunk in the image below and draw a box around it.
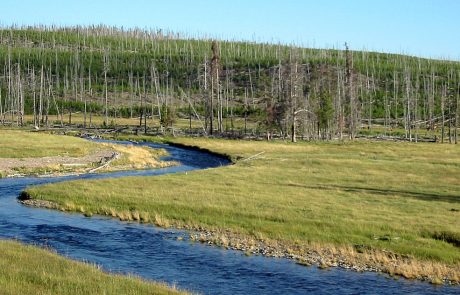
[82,76,86,129]
[45,75,50,128]
[414,69,420,143]
[290,57,300,143]
[291,108,297,143]
[244,88,248,135]
[345,43,355,139]
[31,68,37,128]
[17,64,23,126]
[441,84,446,143]
[151,65,162,129]
[0,85,3,126]
[210,74,214,135]
[149,65,155,123]
[447,72,452,144]
[336,66,344,140]
[210,41,220,135]
[104,50,109,127]
[88,67,92,128]
[129,71,134,119]
[218,66,223,133]
[143,76,147,134]
[455,78,459,144]
[137,77,142,128]
[203,55,208,133]
[404,68,411,141]
[7,47,13,125]
[39,65,44,127]
[51,80,63,127]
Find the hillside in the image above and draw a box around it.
[0,25,459,141]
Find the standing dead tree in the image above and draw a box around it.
[210,40,221,135]
[288,50,305,143]
[103,48,110,127]
[344,43,358,139]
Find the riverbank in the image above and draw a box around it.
[0,130,174,178]
[24,135,460,285]
[0,240,185,294]
[18,194,460,285]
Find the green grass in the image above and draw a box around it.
[26,137,460,263]
[0,240,185,295]
[0,129,99,158]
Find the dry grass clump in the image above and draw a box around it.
[154,214,171,228]
[100,143,174,171]
[117,210,133,221]
[139,212,150,223]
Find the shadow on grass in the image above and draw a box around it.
[425,231,460,248]
[283,183,460,204]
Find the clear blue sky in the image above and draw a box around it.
[2,0,459,60]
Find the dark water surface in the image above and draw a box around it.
[0,141,457,294]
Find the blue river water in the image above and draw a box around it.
[0,140,457,294]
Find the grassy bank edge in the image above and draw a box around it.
[17,190,460,286]
[0,239,187,295]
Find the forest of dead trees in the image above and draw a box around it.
[0,25,458,143]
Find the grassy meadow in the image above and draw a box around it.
[0,129,99,158]
[0,240,185,295]
[25,135,460,281]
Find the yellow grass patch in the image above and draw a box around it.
[102,143,168,169]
